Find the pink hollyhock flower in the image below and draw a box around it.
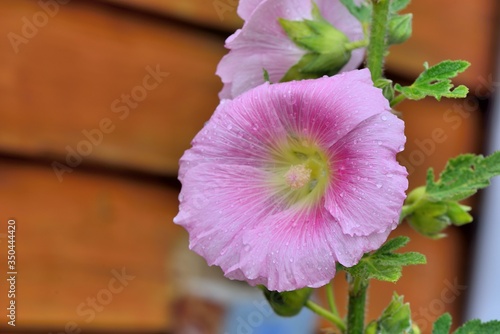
[174,69,408,292]
[217,0,366,99]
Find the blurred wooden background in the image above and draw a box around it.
[0,0,498,333]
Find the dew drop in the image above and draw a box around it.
[290,258,294,263]
[376,184,382,189]
[381,115,388,121]
[377,141,382,145]
[398,145,405,152]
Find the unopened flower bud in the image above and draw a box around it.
[388,14,413,45]
[279,3,352,81]
[261,286,313,317]
[404,186,473,239]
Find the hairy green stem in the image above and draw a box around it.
[305,300,346,333]
[326,281,339,317]
[366,0,391,82]
[346,275,368,334]
[390,93,407,107]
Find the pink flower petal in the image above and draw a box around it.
[237,0,267,20]
[325,111,408,236]
[230,207,393,291]
[175,163,277,270]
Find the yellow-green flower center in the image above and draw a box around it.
[268,137,330,208]
[284,164,312,189]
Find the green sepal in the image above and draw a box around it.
[339,0,372,24]
[340,236,426,283]
[375,78,395,102]
[279,43,351,82]
[374,293,413,334]
[394,60,470,101]
[390,0,411,12]
[445,202,472,226]
[260,286,313,317]
[387,13,412,45]
[279,3,352,81]
[263,68,271,83]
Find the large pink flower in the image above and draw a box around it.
[174,69,408,292]
[217,0,366,99]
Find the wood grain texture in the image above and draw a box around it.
[102,0,243,29]
[0,160,184,331]
[0,0,225,177]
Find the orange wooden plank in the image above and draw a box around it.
[0,0,225,177]
[0,160,184,331]
[387,0,498,89]
[102,0,243,30]
[398,97,483,192]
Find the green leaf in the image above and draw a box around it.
[426,152,500,202]
[341,237,426,282]
[429,314,500,334]
[432,313,452,334]
[454,319,500,333]
[339,0,372,23]
[394,60,470,101]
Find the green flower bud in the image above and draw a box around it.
[404,186,473,239]
[407,200,450,239]
[388,13,413,45]
[260,286,313,317]
[279,3,352,81]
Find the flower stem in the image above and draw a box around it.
[345,39,369,52]
[305,300,346,333]
[346,275,368,334]
[366,0,391,82]
[390,93,407,107]
[326,281,339,317]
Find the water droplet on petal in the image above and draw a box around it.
[398,145,405,152]
[376,184,382,189]
[381,115,388,121]
[377,141,382,145]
